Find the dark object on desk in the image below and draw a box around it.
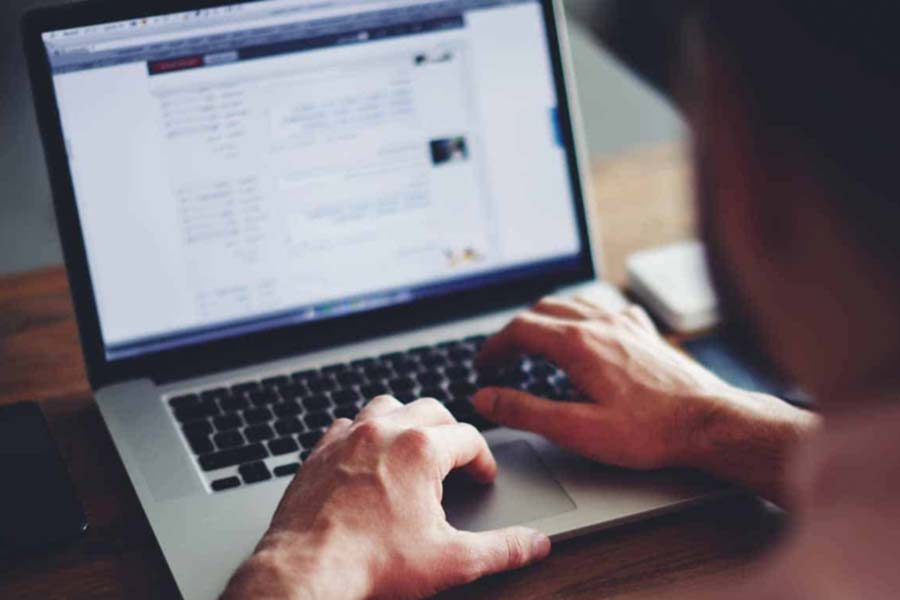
[0,402,87,557]
[683,334,813,408]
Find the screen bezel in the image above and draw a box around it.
[22,0,597,388]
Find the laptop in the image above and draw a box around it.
[23,1,726,597]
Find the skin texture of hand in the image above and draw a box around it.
[473,296,819,504]
[222,396,551,600]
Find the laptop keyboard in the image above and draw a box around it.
[165,334,573,493]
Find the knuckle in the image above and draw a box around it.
[350,420,386,444]
[418,396,448,414]
[534,297,559,311]
[396,427,434,457]
[565,323,592,348]
[508,315,528,334]
[504,535,530,568]
[329,418,353,430]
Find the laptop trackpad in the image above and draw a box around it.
[443,440,576,532]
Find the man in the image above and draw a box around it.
[224,1,900,598]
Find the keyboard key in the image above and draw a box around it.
[262,375,291,389]
[322,363,350,375]
[419,387,448,402]
[211,476,241,492]
[186,432,214,455]
[183,420,213,438]
[269,437,299,456]
[174,399,218,422]
[300,450,312,462]
[445,400,474,421]
[307,376,337,393]
[529,361,557,379]
[275,418,304,436]
[169,394,199,409]
[331,389,362,406]
[465,335,488,346]
[364,366,393,381]
[437,340,462,350]
[213,414,242,432]
[279,384,307,402]
[350,357,377,369]
[337,371,364,386]
[220,394,250,413]
[297,430,324,449]
[420,353,447,369]
[245,424,275,443]
[292,369,319,382]
[334,405,359,420]
[448,347,476,362]
[243,407,273,424]
[416,371,445,387]
[361,383,389,399]
[449,382,477,399]
[274,463,300,477]
[445,367,472,382]
[526,382,557,399]
[232,381,261,395]
[303,394,331,412]
[273,401,303,418]
[379,352,406,363]
[304,411,332,430]
[199,444,268,471]
[249,389,279,406]
[391,359,420,375]
[389,377,415,393]
[394,392,418,404]
[239,461,272,484]
[214,430,244,450]
[408,346,432,356]
[200,388,228,402]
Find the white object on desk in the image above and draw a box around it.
[626,240,720,334]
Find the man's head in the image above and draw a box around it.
[681,2,900,402]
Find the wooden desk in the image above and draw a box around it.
[0,143,781,599]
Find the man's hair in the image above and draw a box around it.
[695,1,900,267]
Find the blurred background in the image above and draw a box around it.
[0,0,684,276]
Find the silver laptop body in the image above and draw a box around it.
[24,1,726,598]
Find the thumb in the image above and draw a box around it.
[472,387,590,443]
[453,527,551,583]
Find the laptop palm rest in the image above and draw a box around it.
[443,440,576,532]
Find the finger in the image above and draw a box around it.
[451,527,551,584]
[385,397,456,428]
[625,304,657,331]
[357,395,403,421]
[531,297,591,321]
[426,423,497,483]
[315,418,353,451]
[472,387,594,443]
[476,311,571,370]
[571,295,617,321]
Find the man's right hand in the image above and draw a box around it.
[473,296,818,503]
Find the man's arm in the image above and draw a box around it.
[472,296,819,506]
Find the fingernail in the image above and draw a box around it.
[472,390,496,416]
[530,531,551,560]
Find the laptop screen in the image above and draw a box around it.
[41,0,585,361]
